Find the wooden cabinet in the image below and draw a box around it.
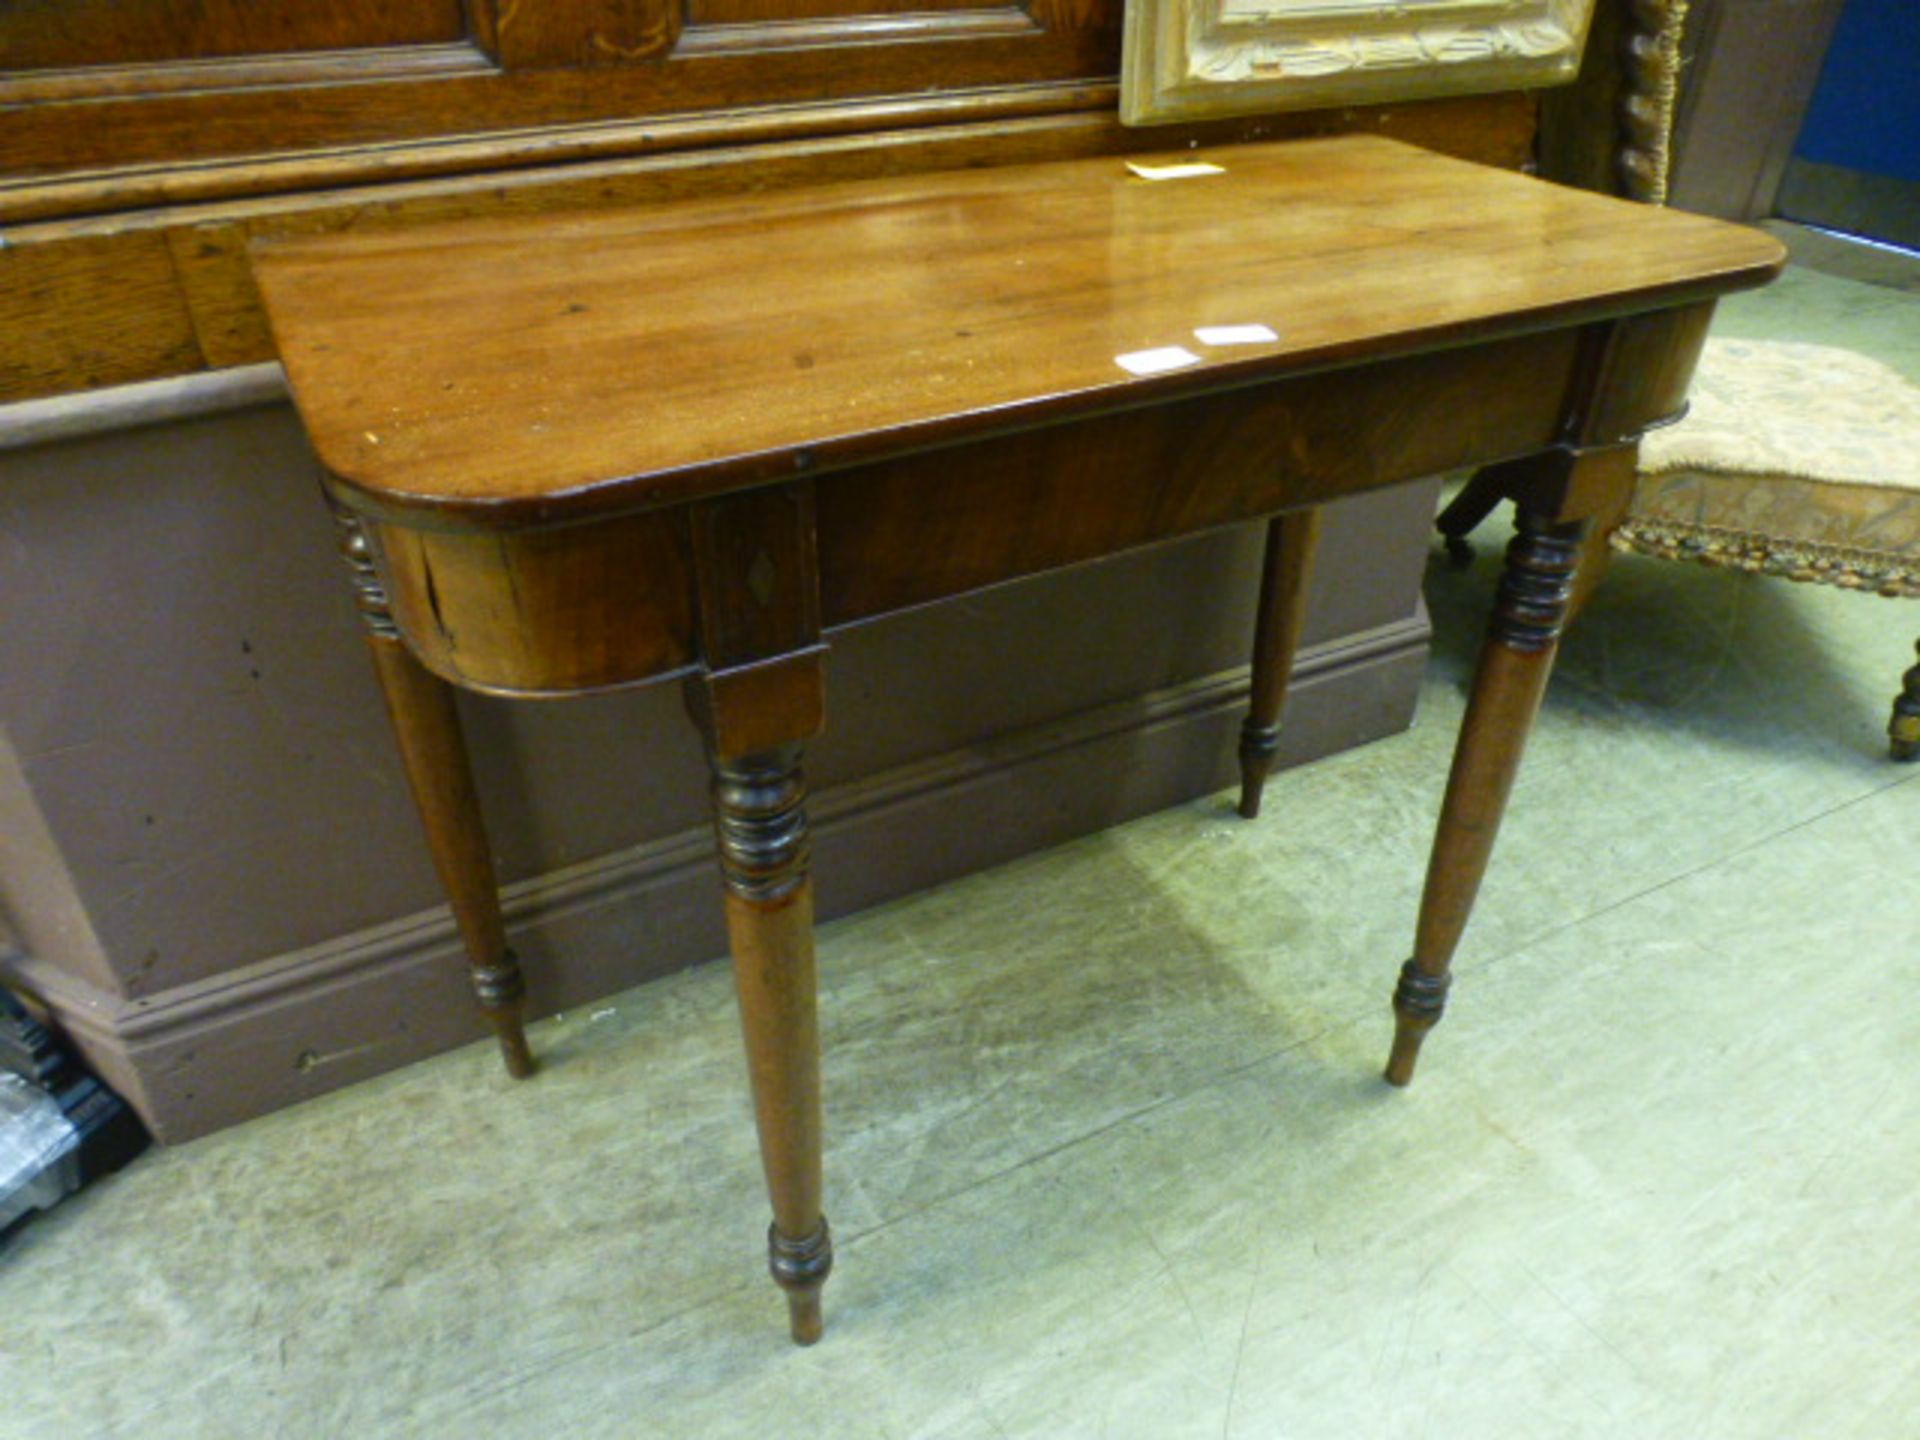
[2,0,1112,183]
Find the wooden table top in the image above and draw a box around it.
[255,135,1783,525]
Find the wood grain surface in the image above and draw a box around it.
[0,92,1534,403]
[2,0,464,73]
[255,134,1783,525]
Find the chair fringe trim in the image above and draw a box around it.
[1613,516,1920,598]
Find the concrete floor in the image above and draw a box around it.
[4,263,1917,1439]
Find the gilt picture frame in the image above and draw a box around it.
[1121,0,1599,126]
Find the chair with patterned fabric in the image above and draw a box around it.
[1436,0,1920,759]
[1615,338,1920,756]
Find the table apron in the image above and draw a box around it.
[359,306,1712,697]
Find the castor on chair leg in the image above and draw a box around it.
[1891,639,1920,762]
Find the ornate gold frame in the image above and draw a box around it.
[1121,0,1599,126]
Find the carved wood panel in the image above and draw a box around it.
[476,0,680,66]
[0,0,1117,193]
[689,0,992,23]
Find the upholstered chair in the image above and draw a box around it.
[1616,339,1920,757]
[1438,0,1920,758]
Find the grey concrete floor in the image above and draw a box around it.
[3,266,1917,1439]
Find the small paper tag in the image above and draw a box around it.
[1125,161,1226,181]
[1194,324,1280,346]
[1115,346,1203,377]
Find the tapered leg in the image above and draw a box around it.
[708,744,831,1344]
[684,481,834,1344]
[334,509,533,1078]
[1435,468,1506,567]
[1892,639,1920,762]
[1238,508,1324,820]
[1385,505,1588,1086]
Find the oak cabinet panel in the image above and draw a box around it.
[3,0,467,71]
[1,0,1117,185]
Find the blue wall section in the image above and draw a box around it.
[1793,0,1920,184]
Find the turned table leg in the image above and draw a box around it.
[686,481,832,1343]
[1385,504,1587,1086]
[334,511,533,1079]
[1238,508,1323,820]
[707,743,831,1344]
[1891,640,1920,762]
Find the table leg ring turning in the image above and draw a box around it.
[1237,720,1283,820]
[769,1219,834,1345]
[1385,961,1451,1088]
[469,954,534,1080]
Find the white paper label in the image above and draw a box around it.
[1124,161,1226,181]
[1115,346,1204,377]
[1194,324,1280,346]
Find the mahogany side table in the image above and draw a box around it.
[253,136,1782,1343]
